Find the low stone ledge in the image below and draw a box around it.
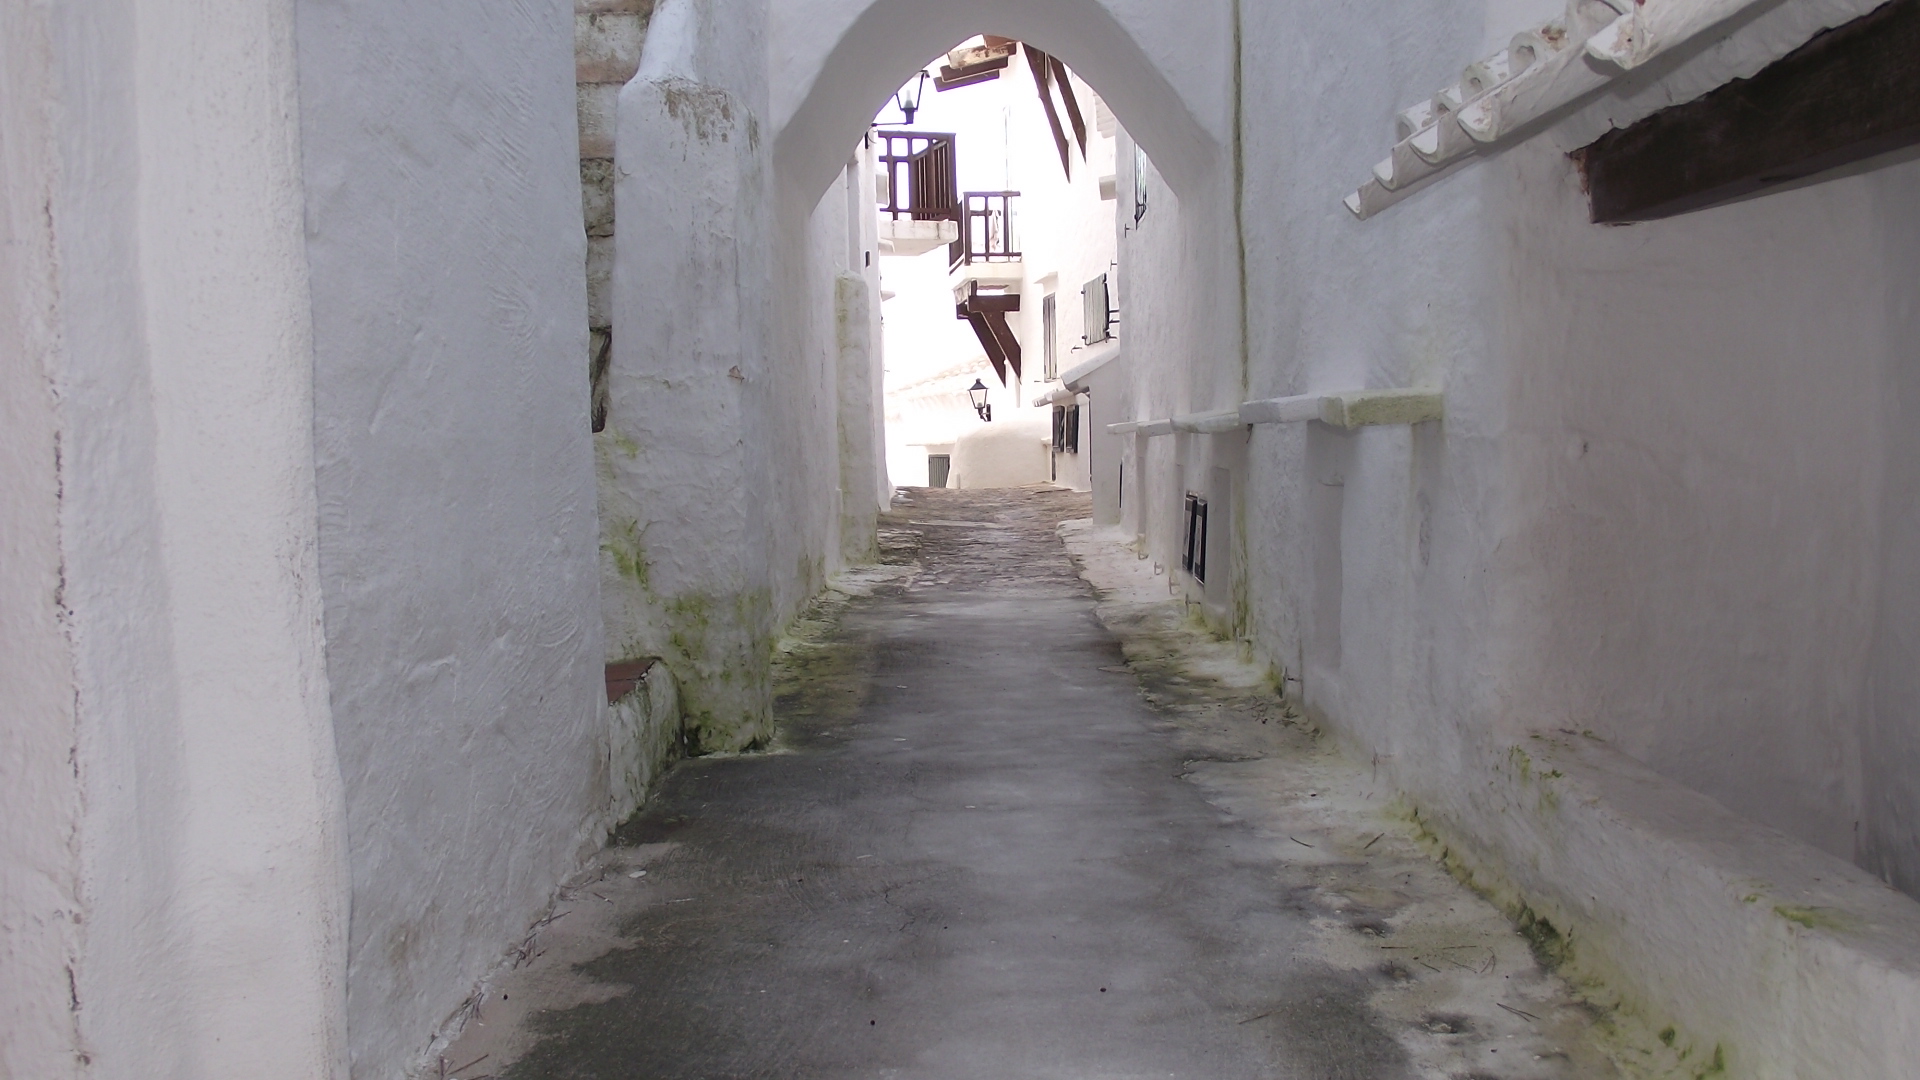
[1423,730,1920,1079]
[606,659,682,824]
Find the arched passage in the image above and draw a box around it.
[769,0,1229,208]
[605,0,1246,760]
[759,0,1250,543]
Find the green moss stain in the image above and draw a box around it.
[660,587,774,755]
[1775,906,1818,929]
[603,519,652,590]
[1229,468,1252,642]
[1514,903,1571,968]
[1397,794,1720,1079]
[1772,904,1848,932]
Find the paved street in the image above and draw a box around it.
[451,488,1619,1080]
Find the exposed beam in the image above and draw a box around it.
[1575,0,1920,223]
[956,286,1023,384]
[935,54,1009,92]
[1049,56,1089,155]
[980,310,1022,382]
[1024,44,1074,179]
[961,310,1009,384]
[935,66,1003,92]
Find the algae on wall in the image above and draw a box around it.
[607,660,684,824]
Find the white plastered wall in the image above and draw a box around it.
[1015,64,1120,495]
[293,0,608,1073]
[605,0,779,751]
[1197,0,1920,884]
[1861,178,1920,895]
[2,0,353,1075]
[1,4,85,1074]
[1103,0,1920,1069]
[604,0,888,753]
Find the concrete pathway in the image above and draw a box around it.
[446,488,1633,1080]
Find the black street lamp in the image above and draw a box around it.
[894,70,930,125]
[967,378,992,422]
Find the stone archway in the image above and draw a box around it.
[601,0,1243,756]
[768,0,1230,208]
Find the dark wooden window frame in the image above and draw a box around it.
[1183,494,1209,584]
[1051,403,1081,454]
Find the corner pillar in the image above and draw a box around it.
[602,64,775,752]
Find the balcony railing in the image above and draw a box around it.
[876,131,960,224]
[952,191,1020,268]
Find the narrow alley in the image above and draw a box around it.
[15,2,1920,1074]
[444,490,1641,1079]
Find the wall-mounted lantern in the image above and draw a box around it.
[967,378,992,422]
[894,71,930,125]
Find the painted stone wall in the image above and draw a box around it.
[294,0,607,1073]
[1489,144,1915,860]
[1862,181,1920,894]
[578,0,653,429]
[3,0,352,1075]
[605,55,780,751]
[604,0,887,753]
[1087,0,1920,1066]
[1,7,88,1074]
[1205,0,1920,879]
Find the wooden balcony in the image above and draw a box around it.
[876,131,961,256]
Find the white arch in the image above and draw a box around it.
[769,0,1230,207]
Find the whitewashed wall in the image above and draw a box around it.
[1,8,84,1074]
[1490,148,1920,861]
[12,0,1918,1074]
[605,0,886,754]
[1201,0,1920,881]
[1094,1,1920,1066]
[294,0,607,1074]
[1,0,351,1076]
[1862,184,1920,893]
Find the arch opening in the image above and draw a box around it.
[866,38,1129,496]
[770,0,1227,211]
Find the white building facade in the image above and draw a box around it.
[874,38,1120,494]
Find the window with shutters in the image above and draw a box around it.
[1042,293,1058,380]
[1051,404,1081,454]
[1083,273,1110,345]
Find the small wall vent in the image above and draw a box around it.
[1183,494,1209,584]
